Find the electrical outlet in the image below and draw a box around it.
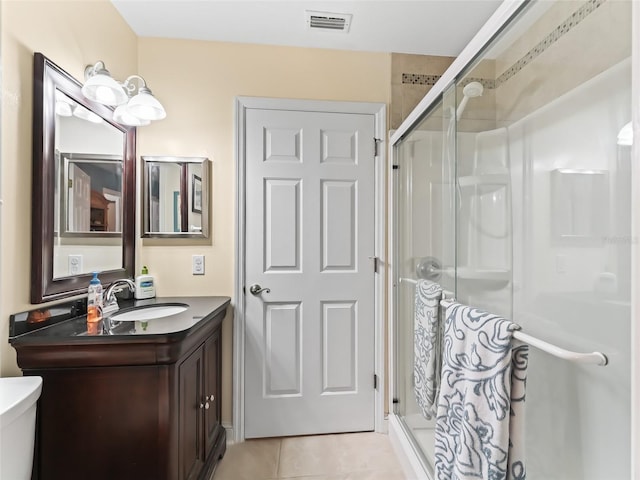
[192,255,205,275]
[68,254,83,275]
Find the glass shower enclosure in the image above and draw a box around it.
[391,0,632,478]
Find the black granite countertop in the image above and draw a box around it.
[9,296,230,344]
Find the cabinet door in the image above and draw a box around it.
[179,346,205,480]
[204,330,221,453]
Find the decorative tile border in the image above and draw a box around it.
[460,77,496,90]
[401,73,440,86]
[495,0,605,86]
[401,0,605,89]
[402,73,495,89]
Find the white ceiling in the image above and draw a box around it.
[111,1,503,57]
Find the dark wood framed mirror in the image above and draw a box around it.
[32,52,136,303]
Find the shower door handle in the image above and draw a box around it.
[249,284,271,295]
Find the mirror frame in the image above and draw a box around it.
[141,156,210,238]
[31,52,136,303]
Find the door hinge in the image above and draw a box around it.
[392,165,399,170]
[68,179,73,188]
[374,373,378,390]
[374,138,382,157]
[368,256,379,274]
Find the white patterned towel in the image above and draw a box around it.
[413,280,443,419]
[434,302,528,480]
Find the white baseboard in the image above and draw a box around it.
[379,415,389,434]
[223,422,234,445]
[388,414,430,480]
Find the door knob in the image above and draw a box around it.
[249,284,271,295]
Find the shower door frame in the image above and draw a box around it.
[631,4,639,479]
[387,0,640,478]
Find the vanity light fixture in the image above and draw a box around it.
[54,90,73,117]
[113,104,151,127]
[73,104,103,124]
[82,61,166,126]
[81,62,128,106]
[55,101,72,117]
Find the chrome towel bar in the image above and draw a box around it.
[439,298,608,366]
[401,278,609,366]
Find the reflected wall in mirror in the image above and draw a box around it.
[142,156,210,238]
[32,52,136,303]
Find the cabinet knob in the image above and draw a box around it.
[205,402,210,410]
[209,394,215,402]
[199,403,204,409]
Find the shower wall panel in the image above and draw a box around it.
[507,58,631,479]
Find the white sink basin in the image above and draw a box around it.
[109,303,188,322]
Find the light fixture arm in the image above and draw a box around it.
[122,75,152,96]
[84,61,107,81]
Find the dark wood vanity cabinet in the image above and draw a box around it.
[12,299,228,480]
[180,331,222,480]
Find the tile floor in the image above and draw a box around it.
[212,432,407,480]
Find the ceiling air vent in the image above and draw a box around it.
[305,11,352,33]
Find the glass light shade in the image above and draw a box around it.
[113,104,151,127]
[617,122,633,146]
[126,91,167,121]
[82,72,128,106]
[55,90,75,116]
[55,101,72,117]
[73,105,103,124]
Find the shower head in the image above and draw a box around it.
[456,81,484,121]
[462,81,484,98]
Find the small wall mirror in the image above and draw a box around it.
[142,156,210,238]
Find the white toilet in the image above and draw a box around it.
[0,376,43,480]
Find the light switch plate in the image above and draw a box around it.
[192,255,205,275]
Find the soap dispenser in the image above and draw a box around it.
[135,266,156,299]
[87,272,103,334]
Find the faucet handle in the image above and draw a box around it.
[109,286,125,294]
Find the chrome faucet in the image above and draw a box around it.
[103,279,136,316]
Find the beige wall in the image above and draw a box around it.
[0,1,138,373]
[390,53,455,129]
[1,2,391,430]
[136,37,391,424]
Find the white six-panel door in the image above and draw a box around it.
[69,163,90,232]
[244,107,376,438]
